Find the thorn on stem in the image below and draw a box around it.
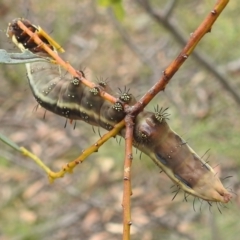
[211,10,217,15]
[162,70,169,81]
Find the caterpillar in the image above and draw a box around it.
[7,18,232,204]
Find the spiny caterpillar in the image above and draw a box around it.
[7,18,232,204]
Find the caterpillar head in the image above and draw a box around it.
[7,18,64,54]
[134,111,232,203]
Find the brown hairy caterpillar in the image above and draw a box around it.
[7,18,232,204]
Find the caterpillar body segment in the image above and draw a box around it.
[7,18,232,204]
[26,59,126,127]
[133,112,231,203]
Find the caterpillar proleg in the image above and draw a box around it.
[7,18,232,203]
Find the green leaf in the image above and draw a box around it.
[97,0,125,20]
[0,132,21,152]
[98,0,112,6]
[0,49,50,65]
[112,2,124,20]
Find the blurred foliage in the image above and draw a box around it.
[0,0,240,239]
[98,0,124,20]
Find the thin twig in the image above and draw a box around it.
[19,119,125,182]
[122,115,134,240]
[129,0,230,116]
[137,0,240,105]
[163,0,178,19]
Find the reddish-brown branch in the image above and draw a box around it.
[137,0,240,105]
[122,115,134,240]
[130,0,229,115]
